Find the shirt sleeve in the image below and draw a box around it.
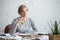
[27,18,38,35]
[9,19,17,35]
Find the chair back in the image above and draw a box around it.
[4,24,11,33]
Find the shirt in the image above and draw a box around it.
[9,17,38,35]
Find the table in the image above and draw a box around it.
[0,34,49,40]
[21,34,49,40]
[0,35,22,40]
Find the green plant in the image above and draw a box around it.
[48,20,60,35]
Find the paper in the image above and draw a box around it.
[4,33,11,36]
[14,32,30,36]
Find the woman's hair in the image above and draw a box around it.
[18,5,28,15]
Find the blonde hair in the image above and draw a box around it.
[18,5,28,14]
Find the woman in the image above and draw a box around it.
[9,5,38,40]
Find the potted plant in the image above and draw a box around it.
[48,20,60,40]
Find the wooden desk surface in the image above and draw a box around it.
[0,34,49,40]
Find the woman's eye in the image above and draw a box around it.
[26,9,28,11]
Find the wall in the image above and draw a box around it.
[0,0,60,34]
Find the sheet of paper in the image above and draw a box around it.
[14,32,30,36]
[4,33,11,36]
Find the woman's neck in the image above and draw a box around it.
[21,16,26,19]
[20,16,27,21]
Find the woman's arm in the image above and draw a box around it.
[27,18,38,35]
[9,19,17,35]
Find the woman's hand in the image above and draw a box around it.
[16,17,26,25]
[16,20,21,26]
[23,32,28,34]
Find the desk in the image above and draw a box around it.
[0,35,22,40]
[21,34,49,40]
[0,34,49,40]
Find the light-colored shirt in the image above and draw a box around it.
[9,17,38,35]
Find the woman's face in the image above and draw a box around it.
[20,7,28,17]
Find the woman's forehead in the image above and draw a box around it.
[22,7,28,11]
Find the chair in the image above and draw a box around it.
[4,24,18,33]
[4,24,11,33]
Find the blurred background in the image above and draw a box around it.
[0,0,60,34]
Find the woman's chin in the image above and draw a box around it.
[22,16,26,17]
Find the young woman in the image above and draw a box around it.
[9,5,38,40]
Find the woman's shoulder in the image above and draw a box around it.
[27,17,35,23]
[27,17,31,20]
[13,17,20,22]
[27,17,33,21]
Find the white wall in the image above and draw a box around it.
[0,0,60,34]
